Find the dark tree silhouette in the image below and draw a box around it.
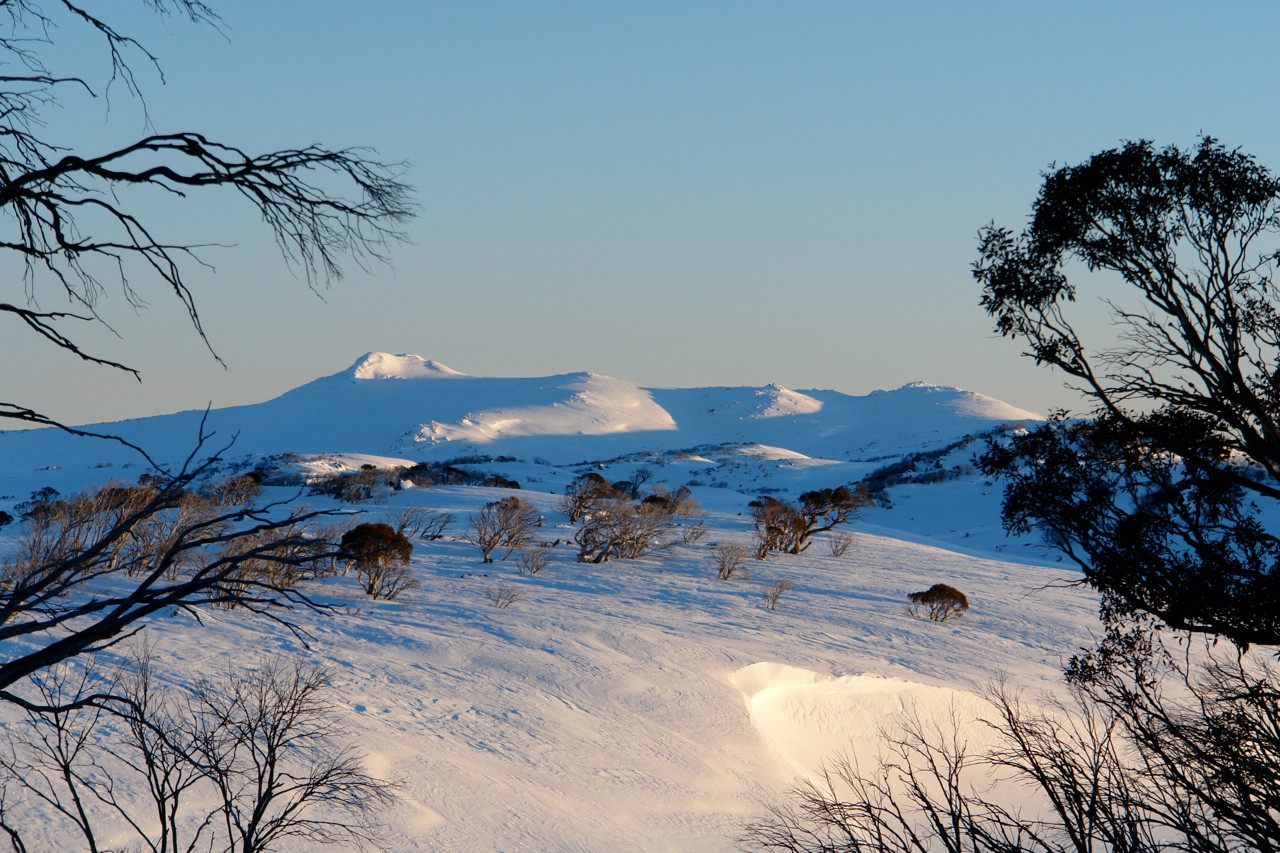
[0,1,412,433]
[0,2,412,707]
[974,137,1280,647]
[742,136,1280,853]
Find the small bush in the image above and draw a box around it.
[908,583,969,622]
[391,505,453,540]
[309,469,386,503]
[515,542,554,575]
[484,583,521,609]
[713,543,750,581]
[204,472,262,507]
[762,579,794,610]
[681,522,708,545]
[828,529,856,557]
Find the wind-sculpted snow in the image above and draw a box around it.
[413,372,678,447]
[730,663,995,779]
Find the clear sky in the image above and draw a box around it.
[6,1,1280,426]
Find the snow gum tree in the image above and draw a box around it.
[974,136,1280,647]
[750,486,871,559]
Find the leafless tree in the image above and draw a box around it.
[0,4,412,437]
[827,529,856,558]
[761,579,794,611]
[515,543,554,575]
[681,522,708,545]
[742,635,1280,853]
[187,659,396,852]
[0,0,412,699]
[0,652,395,853]
[468,497,537,563]
[713,542,750,581]
[483,583,521,609]
[0,448,343,710]
[391,505,453,541]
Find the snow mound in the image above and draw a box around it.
[730,663,994,778]
[347,352,468,380]
[753,385,823,419]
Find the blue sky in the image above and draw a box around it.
[7,1,1280,425]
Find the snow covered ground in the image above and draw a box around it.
[0,355,1100,851]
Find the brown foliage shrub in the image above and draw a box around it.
[908,583,969,622]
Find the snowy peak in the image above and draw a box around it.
[347,352,468,380]
[753,384,823,419]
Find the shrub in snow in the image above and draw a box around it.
[828,529,856,558]
[308,468,387,503]
[762,579,794,610]
[203,472,262,507]
[750,485,872,559]
[557,472,618,523]
[713,543,750,580]
[908,584,969,622]
[391,505,453,540]
[484,583,521,609]
[339,522,416,600]
[516,542,554,575]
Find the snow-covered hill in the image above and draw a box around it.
[0,353,1087,852]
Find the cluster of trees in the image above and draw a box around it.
[744,138,1280,852]
[750,486,872,559]
[557,474,701,564]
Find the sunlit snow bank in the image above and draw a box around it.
[730,663,995,779]
[414,372,678,445]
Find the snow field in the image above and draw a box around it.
[27,482,1096,851]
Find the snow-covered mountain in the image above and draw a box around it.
[0,351,1041,475]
